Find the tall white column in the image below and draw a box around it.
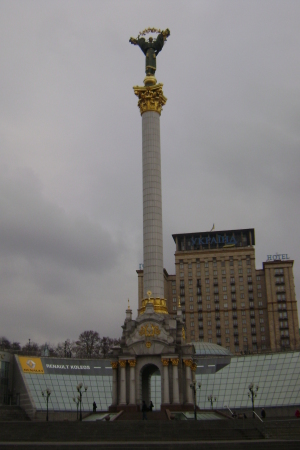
[162,359,170,404]
[171,358,180,404]
[128,360,136,405]
[142,111,164,299]
[111,362,118,406]
[119,360,127,405]
[184,360,193,404]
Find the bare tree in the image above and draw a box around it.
[75,331,101,358]
[0,337,11,349]
[22,341,40,356]
[100,337,114,357]
[55,339,76,358]
[100,337,122,357]
[11,342,21,352]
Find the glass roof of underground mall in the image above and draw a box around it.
[17,351,300,411]
[17,357,112,412]
[196,351,300,410]
[192,342,232,356]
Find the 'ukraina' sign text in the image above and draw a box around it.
[191,235,237,246]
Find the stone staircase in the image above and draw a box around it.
[0,418,299,449]
[116,410,168,420]
[264,420,300,440]
[0,405,30,421]
[0,442,300,450]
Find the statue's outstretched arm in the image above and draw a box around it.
[161,28,170,40]
[129,37,138,45]
[154,29,170,55]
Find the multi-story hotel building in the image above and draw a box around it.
[137,228,300,354]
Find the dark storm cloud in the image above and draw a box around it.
[0,0,299,344]
[0,168,119,272]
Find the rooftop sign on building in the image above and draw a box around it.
[267,253,290,261]
[172,228,255,252]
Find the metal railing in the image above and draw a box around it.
[253,410,263,422]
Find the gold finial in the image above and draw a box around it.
[147,290,152,300]
[182,327,186,340]
[128,298,130,310]
[178,296,181,308]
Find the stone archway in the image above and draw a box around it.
[140,364,161,410]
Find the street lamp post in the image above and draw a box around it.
[73,396,80,420]
[41,388,51,421]
[77,383,88,421]
[207,395,217,410]
[248,383,259,418]
[190,382,201,420]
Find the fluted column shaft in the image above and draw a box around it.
[184,360,193,404]
[171,358,180,404]
[142,111,164,298]
[119,360,127,405]
[129,360,136,404]
[111,362,118,406]
[162,359,170,404]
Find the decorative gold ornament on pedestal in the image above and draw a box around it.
[161,358,169,366]
[138,290,168,315]
[133,83,167,116]
[178,297,181,308]
[119,360,127,368]
[111,361,118,369]
[139,296,168,314]
[139,324,161,337]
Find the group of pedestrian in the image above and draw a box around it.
[142,400,154,420]
[231,408,266,419]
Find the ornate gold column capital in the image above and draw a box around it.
[183,359,193,368]
[111,361,118,369]
[119,360,127,368]
[133,83,167,116]
[191,363,197,372]
[171,358,179,366]
[128,360,137,368]
[161,358,169,366]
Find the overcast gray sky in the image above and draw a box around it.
[1,0,299,346]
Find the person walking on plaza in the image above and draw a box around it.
[93,401,97,413]
[261,408,266,419]
[149,400,154,412]
[142,400,147,420]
